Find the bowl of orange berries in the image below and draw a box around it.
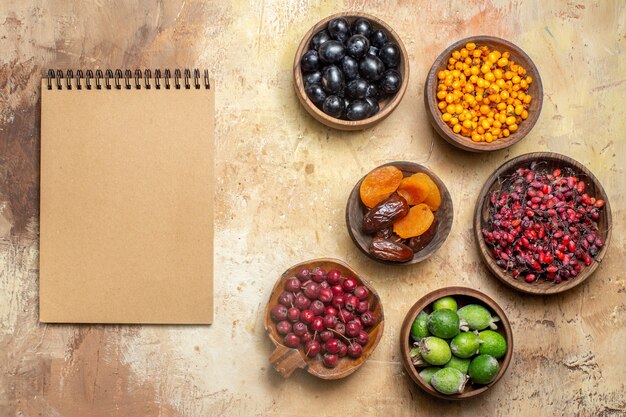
[425,36,543,152]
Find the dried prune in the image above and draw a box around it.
[369,237,413,262]
[362,193,409,234]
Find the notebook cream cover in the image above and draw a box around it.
[39,73,214,324]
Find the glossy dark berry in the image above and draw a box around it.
[318,40,346,64]
[378,42,400,68]
[365,98,379,117]
[300,50,320,72]
[340,56,359,81]
[321,65,344,93]
[370,29,388,48]
[302,71,322,86]
[365,83,380,99]
[350,18,372,38]
[345,99,371,120]
[346,78,369,99]
[345,34,369,59]
[310,29,331,50]
[379,69,402,95]
[305,83,326,106]
[322,95,344,118]
[367,46,379,56]
[327,18,350,42]
[359,55,385,81]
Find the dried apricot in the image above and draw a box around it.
[393,203,435,238]
[409,173,441,211]
[397,174,431,205]
[360,166,403,208]
[423,180,441,211]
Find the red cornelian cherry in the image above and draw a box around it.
[482,162,605,285]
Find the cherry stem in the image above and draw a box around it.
[327,328,353,346]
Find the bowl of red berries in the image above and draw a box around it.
[294,13,409,130]
[264,258,384,379]
[474,152,612,295]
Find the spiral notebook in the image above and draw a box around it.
[40,69,214,324]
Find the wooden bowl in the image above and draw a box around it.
[346,161,453,265]
[264,258,384,379]
[293,12,409,130]
[424,35,543,152]
[474,152,612,295]
[400,286,513,400]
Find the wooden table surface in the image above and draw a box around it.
[1,1,624,416]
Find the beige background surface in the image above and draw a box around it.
[0,0,624,416]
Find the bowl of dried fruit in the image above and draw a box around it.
[425,36,543,152]
[294,13,409,130]
[346,161,453,264]
[474,152,612,295]
[400,287,513,400]
[264,258,384,379]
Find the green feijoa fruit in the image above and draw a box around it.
[433,296,458,312]
[410,345,426,367]
[478,330,507,359]
[457,304,500,331]
[428,309,461,339]
[418,337,452,366]
[411,311,430,341]
[419,367,441,384]
[445,356,471,374]
[430,368,468,395]
[450,332,481,358]
[468,354,500,385]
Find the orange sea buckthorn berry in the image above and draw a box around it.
[466,42,476,50]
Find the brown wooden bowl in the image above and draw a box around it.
[474,152,612,295]
[293,13,409,130]
[425,35,543,152]
[346,161,453,265]
[400,286,513,400]
[264,258,384,379]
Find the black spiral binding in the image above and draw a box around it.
[46,68,211,90]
